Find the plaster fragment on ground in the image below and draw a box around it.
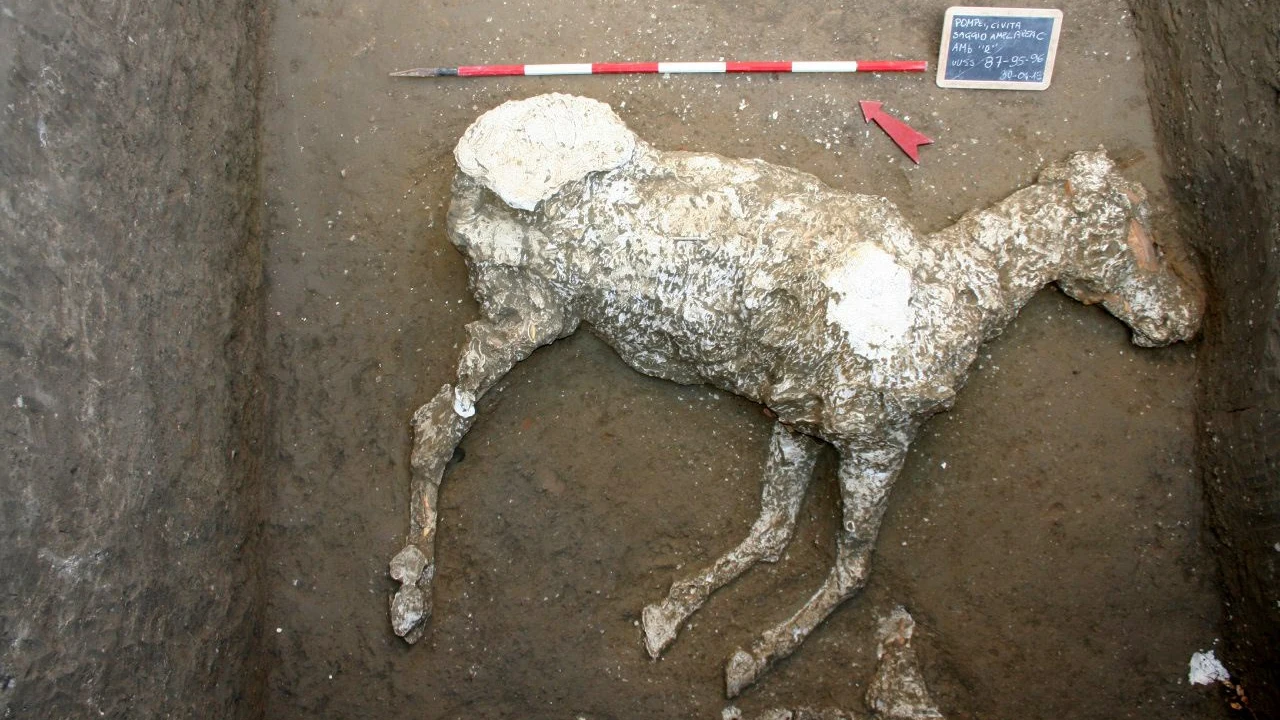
[865,607,944,720]
[1188,649,1230,686]
[729,608,941,720]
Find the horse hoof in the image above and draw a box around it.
[641,602,680,658]
[390,584,429,641]
[725,647,766,698]
[389,545,432,642]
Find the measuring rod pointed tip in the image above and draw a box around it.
[389,68,440,77]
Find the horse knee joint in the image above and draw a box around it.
[834,554,870,594]
[755,525,794,562]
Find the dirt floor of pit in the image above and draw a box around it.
[259,1,1227,717]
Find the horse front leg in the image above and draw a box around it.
[642,422,823,657]
[390,304,573,643]
[724,441,907,697]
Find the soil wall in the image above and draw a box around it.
[0,1,266,718]
[1131,1,1280,714]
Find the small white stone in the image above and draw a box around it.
[1188,649,1229,685]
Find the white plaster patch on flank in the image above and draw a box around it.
[824,244,914,360]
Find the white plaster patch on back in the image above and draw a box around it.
[824,244,914,361]
[455,93,637,211]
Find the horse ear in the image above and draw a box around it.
[1062,150,1116,194]
[1037,159,1070,184]
[1040,150,1123,203]
[454,93,638,211]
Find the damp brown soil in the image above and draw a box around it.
[260,1,1225,717]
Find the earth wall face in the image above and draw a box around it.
[0,1,266,717]
[1132,1,1280,714]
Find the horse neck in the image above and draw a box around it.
[926,181,1076,337]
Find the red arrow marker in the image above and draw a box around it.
[859,101,934,164]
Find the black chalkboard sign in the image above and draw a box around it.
[936,7,1063,90]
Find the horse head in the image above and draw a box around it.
[1048,151,1205,347]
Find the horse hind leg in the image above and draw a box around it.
[390,302,573,643]
[724,442,906,697]
[641,422,822,657]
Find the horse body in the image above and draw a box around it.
[388,94,1204,698]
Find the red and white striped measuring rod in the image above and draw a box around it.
[390,60,927,77]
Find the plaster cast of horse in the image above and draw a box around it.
[386,94,1203,697]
